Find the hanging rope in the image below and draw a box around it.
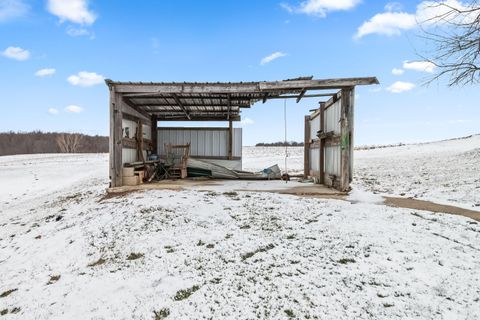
[284,98,288,183]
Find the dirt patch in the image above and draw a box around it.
[0,288,17,298]
[99,190,144,201]
[235,185,346,200]
[88,258,106,267]
[385,197,480,222]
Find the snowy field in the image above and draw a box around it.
[1,137,479,319]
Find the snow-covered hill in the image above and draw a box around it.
[0,136,479,319]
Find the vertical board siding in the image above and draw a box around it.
[325,145,341,176]
[122,148,146,165]
[309,115,320,138]
[157,127,242,158]
[325,99,341,134]
[309,147,320,172]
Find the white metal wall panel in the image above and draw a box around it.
[325,145,341,176]
[309,115,320,138]
[309,148,320,172]
[157,128,242,158]
[122,148,146,165]
[325,99,341,134]
[122,119,151,140]
[233,128,242,157]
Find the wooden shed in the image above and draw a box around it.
[106,77,379,191]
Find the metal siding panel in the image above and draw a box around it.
[309,148,320,172]
[219,130,227,157]
[156,128,243,159]
[198,130,206,156]
[309,115,320,138]
[233,128,242,157]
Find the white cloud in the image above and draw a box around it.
[241,117,254,126]
[386,81,415,93]
[416,0,475,25]
[0,0,29,22]
[354,12,416,39]
[47,0,96,25]
[392,68,404,75]
[384,2,403,12]
[260,52,287,65]
[2,46,30,60]
[64,105,83,113]
[67,71,104,87]
[35,68,56,77]
[282,0,361,17]
[403,60,436,73]
[355,0,473,39]
[66,26,93,38]
[48,108,59,115]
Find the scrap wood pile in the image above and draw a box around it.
[122,143,288,186]
[186,159,283,180]
[122,158,285,185]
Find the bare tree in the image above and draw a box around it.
[419,0,480,86]
[56,133,83,153]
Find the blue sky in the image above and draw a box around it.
[0,0,478,146]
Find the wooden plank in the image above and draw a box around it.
[151,115,158,155]
[107,77,379,94]
[136,119,145,162]
[108,85,115,187]
[172,93,191,120]
[122,112,150,125]
[296,89,306,103]
[320,103,325,184]
[339,88,352,192]
[158,127,229,131]
[349,88,355,183]
[123,97,151,120]
[228,120,233,160]
[113,92,123,187]
[133,102,250,108]
[324,91,341,110]
[122,138,153,150]
[156,116,241,121]
[304,115,310,179]
[259,77,379,91]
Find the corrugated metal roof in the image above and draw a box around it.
[107,77,379,121]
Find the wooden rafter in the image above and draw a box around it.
[172,93,191,120]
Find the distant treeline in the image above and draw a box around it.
[0,131,108,156]
[255,141,304,147]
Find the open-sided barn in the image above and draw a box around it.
[106,76,379,191]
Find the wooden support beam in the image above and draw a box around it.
[123,97,151,120]
[227,94,231,121]
[228,120,233,160]
[265,93,336,101]
[156,116,241,121]
[262,93,268,103]
[132,102,250,108]
[320,103,325,185]
[151,115,158,155]
[110,91,123,187]
[296,89,306,103]
[172,93,191,120]
[107,77,379,94]
[122,112,150,125]
[304,115,310,179]
[339,88,353,192]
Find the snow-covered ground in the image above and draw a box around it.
[354,135,480,210]
[1,138,479,319]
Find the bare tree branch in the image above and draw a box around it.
[419,0,480,86]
